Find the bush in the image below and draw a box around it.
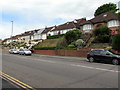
[112,34,120,52]
[65,29,82,44]
[47,34,64,39]
[34,47,56,50]
[67,44,76,48]
[93,25,111,36]
[92,35,110,43]
[93,25,111,43]
[56,37,68,49]
[75,39,85,48]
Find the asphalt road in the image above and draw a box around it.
[2,53,119,89]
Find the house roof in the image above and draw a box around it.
[74,18,86,24]
[51,22,78,31]
[83,12,120,25]
[41,26,54,34]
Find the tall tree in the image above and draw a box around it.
[94,3,117,16]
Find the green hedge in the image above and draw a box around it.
[47,34,64,39]
[34,47,56,50]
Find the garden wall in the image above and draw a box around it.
[34,48,90,57]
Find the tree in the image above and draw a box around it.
[65,29,82,44]
[112,34,120,52]
[94,3,117,16]
[93,25,111,43]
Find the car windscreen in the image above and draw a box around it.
[108,50,120,55]
[23,49,30,51]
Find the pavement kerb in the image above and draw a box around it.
[32,54,87,61]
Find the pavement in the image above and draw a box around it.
[2,52,119,89]
[2,78,19,89]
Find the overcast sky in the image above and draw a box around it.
[0,0,119,39]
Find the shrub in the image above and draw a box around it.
[92,35,110,43]
[47,34,64,39]
[67,44,76,49]
[93,25,111,43]
[65,29,82,44]
[75,39,85,48]
[56,37,68,49]
[93,25,111,36]
[112,34,120,52]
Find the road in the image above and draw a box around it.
[2,53,119,89]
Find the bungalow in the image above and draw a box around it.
[33,29,45,40]
[49,18,86,35]
[82,12,120,34]
[49,22,78,35]
[41,26,55,39]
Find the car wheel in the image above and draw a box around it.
[89,57,94,63]
[112,59,119,65]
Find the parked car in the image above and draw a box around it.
[19,49,32,55]
[87,49,120,65]
[9,49,19,54]
[29,49,34,53]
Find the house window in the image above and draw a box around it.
[83,24,93,32]
[108,20,120,27]
[53,31,58,35]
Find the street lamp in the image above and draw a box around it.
[10,21,13,49]
[11,21,13,37]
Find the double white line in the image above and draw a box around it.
[0,71,36,90]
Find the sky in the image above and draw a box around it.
[0,0,119,40]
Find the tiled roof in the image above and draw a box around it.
[41,26,54,34]
[51,22,77,31]
[74,18,86,24]
[83,12,120,25]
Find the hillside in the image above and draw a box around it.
[33,39,60,49]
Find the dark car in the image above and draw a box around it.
[87,49,120,65]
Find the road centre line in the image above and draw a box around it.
[71,64,119,73]
[0,71,36,90]
[35,59,56,63]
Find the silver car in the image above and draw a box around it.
[19,49,32,55]
[9,49,19,54]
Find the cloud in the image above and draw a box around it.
[1,0,119,39]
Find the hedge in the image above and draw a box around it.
[47,34,64,39]
[34,47,56,50]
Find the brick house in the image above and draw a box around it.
[82,12,120,34]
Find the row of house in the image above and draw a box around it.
[2,12,120,46]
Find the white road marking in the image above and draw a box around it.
[35,59,56,64]
[71,64,119,73]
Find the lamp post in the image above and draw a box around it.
[11,21,13,37]
[10,21,13,49]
